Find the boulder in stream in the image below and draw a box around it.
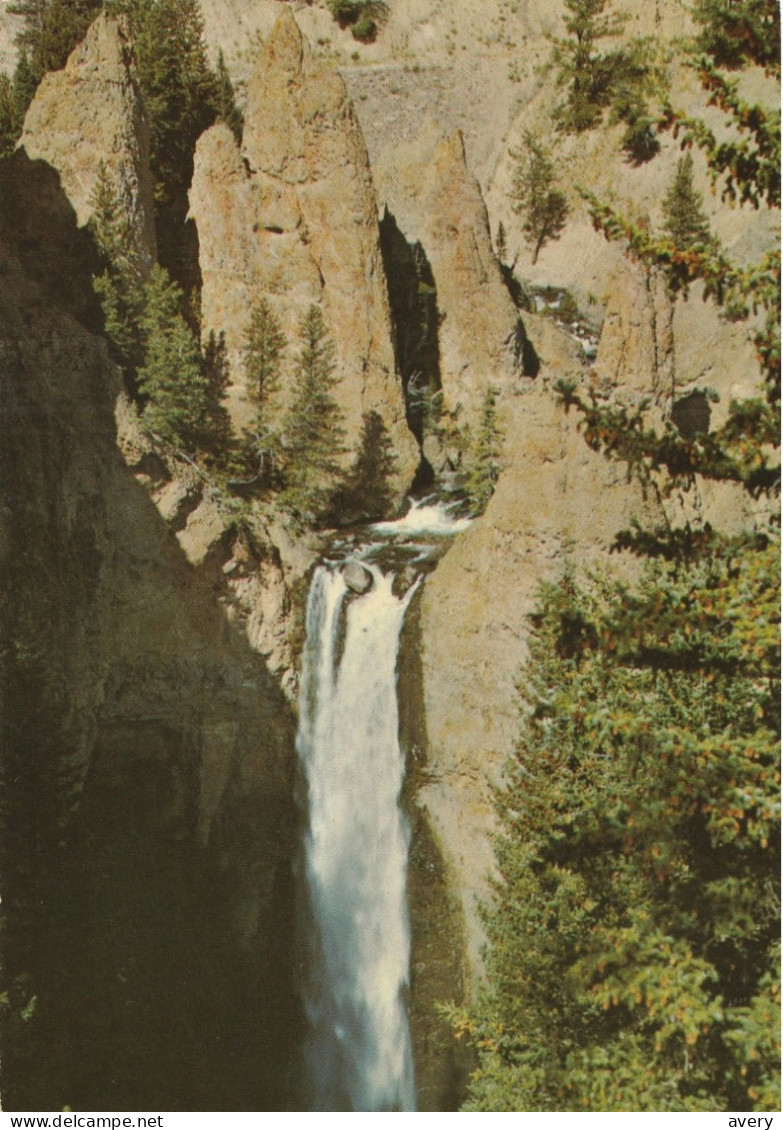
[343,559,373,594]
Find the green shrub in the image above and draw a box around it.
[351,11,378,42]
[557,289,580,323]
[328,0,362,27]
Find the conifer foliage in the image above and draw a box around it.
[551,0,661,162]
[511,133,569,264]
[10,0,101,87]
[89,161,145,375]
[662,152,716,252]
[329,410,398,526]
[692,0,780,70]
[281,305,347,523]
[463,541,780,1111]
[214,48,243,146]
[466,387,503,515]
[136,265,226,455]
[240,297,286,481]
[552,0,625,133]
[462,2,781,1113]
[105,0,220,281]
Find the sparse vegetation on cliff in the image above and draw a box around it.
[510,133,569,265]
[465,388,503,515]
[327,0,389,44]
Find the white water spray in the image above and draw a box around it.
[297,563,418,1112]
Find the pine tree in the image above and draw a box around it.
[240,297,286,480]
[552,0,625,133]
[495,221,507,264]
[511,133,569,264]
[607,36,662,163]
[329,410,398,525]
[34,0,101,76]
[462,542,780,1111]
[244,298,285,411]
[11,48,38,125]
[466,387,503,514]
[201,330,233,459]
[136,265,214,452]
[10,0,101,89]
[89,161,145,375]
[281,305,346,523]
[214,48,243,145]
[662,152,715,252]
[8,0,47,56]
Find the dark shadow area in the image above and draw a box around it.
[0,150,102,331]
[672,390,711,438]
[161,212,203,307]
[378,207,442,445]
[0,156,300,1111]
[499,260,534,312]
[512,316,541,378]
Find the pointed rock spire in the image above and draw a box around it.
[190,13,419,503]
[19,12,156,271]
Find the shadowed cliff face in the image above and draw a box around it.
[0,157,300,1112]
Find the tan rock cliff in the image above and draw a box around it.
[416,314,666,973]
[375,122,522,439]
[19,12,156,271]
[190,11,419,500]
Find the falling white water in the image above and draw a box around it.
[371,496,473,538]
[297,563,418,1112]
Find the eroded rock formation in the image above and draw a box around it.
[190,11,419,500]
[19,12,156,271]
[375,121,523,438]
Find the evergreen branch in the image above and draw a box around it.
[555,380,780,497]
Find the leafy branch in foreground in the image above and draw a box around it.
[660,63,781,210]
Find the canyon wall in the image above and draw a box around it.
[2,2,775,1110]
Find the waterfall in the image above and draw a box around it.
[296,562,418,1112]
